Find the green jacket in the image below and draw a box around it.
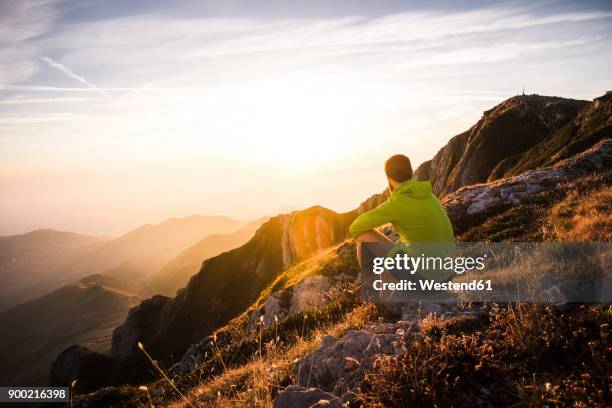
[349,179,455,243]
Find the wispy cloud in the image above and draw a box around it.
[0,96,98,105]
[40,56,112,99]
[1,1,611,235]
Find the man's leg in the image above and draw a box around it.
[355,229,391,268]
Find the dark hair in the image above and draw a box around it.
[385,154,413,182]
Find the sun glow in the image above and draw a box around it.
[200,74,380,165]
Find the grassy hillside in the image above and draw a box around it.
[103,168,610,408]
[0,274,150,386]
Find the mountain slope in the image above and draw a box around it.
[106,206,357,384]
[0,274,150,386]
[414,94,589,196]
[150,218,268,296]
[0,229,107,312]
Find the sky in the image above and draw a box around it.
[1,0,611,236]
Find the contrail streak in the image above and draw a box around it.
[40,57,112,99]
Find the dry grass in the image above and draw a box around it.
[168,303,375,407]
[547,186,612,242]
[358,303,611,407]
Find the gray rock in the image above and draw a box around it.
[290,275,335,315]
[296,323,414,395]
[442,139,612,234]
[273,385,340,408]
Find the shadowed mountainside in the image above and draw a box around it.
[0,274,150,386]
[150,218,268,296]
[490,91,612,179]
[108,206,358,385]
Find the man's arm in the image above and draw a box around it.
[349,200,396,239]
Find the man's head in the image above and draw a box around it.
[385,154,413,190]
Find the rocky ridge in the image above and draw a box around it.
[414,94,591,196]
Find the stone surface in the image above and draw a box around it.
[111,295,169,360]
[296,322,415,395]
[442,139,612,235]
[49,345,115,393]
[273,385,341,408]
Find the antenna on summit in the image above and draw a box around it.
[522,86,525,96]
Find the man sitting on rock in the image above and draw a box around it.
[349,154,455,268]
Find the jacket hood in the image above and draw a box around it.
[392,179,432,199]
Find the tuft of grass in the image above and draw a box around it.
[138,341,195,408]
[547,186,611,242]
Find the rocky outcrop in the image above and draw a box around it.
[295,322,415,396]
[355,190,389,214]
[250,272,354,331]
[280,207,354,269]
[174,243,360,376]
[414,159,432,181]
[496,91,612,178]
[422,94,589,197]
[49,345,115,393]
[111,295,169,360]
[442,139,612,235]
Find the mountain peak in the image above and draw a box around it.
[415,93,594,196]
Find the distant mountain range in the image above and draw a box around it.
[0,230,106,312]
[59,215,245,283]
[0,215,251,385]
[0,215,245,312]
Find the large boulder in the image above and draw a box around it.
[49,345,115,393]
